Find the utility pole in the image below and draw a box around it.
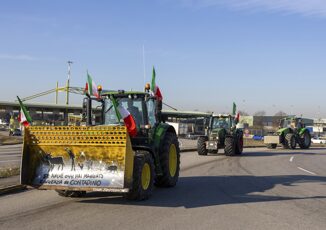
[66,61,73,105]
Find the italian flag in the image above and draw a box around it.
[235,112,240,123]
[151,67,163,101]
[111,97,137,137]
[17,96,32,127]
[85,72,100,98]
[232,102,240,123]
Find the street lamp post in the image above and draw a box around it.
[66,61,73,105]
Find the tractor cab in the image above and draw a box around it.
[279,117,305,130]
[210,115,234,131]
[82,90,162,148]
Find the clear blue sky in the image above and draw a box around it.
[0,0,326,117]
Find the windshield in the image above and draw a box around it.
[104,97,144,126]
[212,117,230,129]
[280,119,297,128]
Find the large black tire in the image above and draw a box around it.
[224,136,236,156]
[267,144,277,149]
[299,131,311,149]
[125,153,155,201]
[197,136,208,156]
[235,134,243,155]
[56,190,86,198]
[285,133,296,149]
[155,132,180,187]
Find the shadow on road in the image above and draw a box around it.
[79,175,326,208]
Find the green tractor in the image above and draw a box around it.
[197,114,243,156]
[21,87,180,201]
[264,117,311,149]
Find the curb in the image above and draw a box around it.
[0,184,27,196]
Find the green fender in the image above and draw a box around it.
[277,127,290,136]
[299,128,308,136]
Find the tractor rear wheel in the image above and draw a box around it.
[285,133,296,149]
[197,136,208,156]
[155,132,180,187]
[125,152,155,200]
[224,136,236,156]
[267,144,277,149]
[56,190,86,198]
[299,131,311,149]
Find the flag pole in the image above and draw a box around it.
[142,44,146,86]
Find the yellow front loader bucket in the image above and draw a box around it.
[21,126,134,193]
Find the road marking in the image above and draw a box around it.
[297,167,317,175]
[289,156,294,162]
[0,159,21,163]
[0,154,21,157]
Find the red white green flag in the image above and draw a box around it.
[150,66,163,101]
[17,96,32,127]
[111,97,137,137]
[85,72,100,98]
[232,102,240,123]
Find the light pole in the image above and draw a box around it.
[66,61,73,105]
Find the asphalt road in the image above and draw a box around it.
[0,139,196,169]
[0,144,22,169]
[0,147,325,230]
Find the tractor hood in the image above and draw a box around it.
[210,129,220,139]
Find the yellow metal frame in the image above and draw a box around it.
[21,125,134,190]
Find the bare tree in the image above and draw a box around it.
[273,111,287,127]
[238,110,249,116]
[253,110,266,116]
[253,110,266,128]
[274,111,287,117]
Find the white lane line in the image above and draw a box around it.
[0,155,21,158]
[297,167,317,175]
[289,156,294,162]
[0,159,21,163]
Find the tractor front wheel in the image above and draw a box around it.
[267,144,277,149]
[125,153,155,201]
[299,131,311,149]
[155,132,180,187]
[224,136,236,156]
[285,133,296,149]
[197,136,208,156]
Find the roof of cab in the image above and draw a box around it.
[101,90,149,96]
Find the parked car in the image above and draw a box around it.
[253,135,264,141]
[311,137,326,144]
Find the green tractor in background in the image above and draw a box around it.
[197,114,243,156]
[264,117,311,149]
